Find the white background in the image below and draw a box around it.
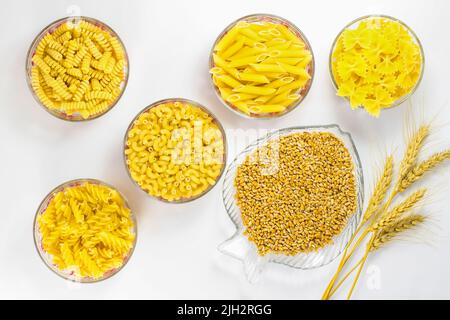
[0,0,449,300]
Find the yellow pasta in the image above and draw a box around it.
[29,18,128,120]
[125,101,225,202]
[37,181,135,280]
[331,17,423,117]
[211,17,313,117]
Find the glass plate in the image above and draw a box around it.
[220,125,364,282]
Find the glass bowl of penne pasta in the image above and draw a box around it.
[123,98,227,203]
[329,15,424,117]
[34,178,137,283]
[209,14,315,119]
[26,16,129,121]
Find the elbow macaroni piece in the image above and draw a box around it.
[331,17,422,117]
[125,101,225,202]
[211,19,312,116]
[29,19,127,119]
[37,182,135,279]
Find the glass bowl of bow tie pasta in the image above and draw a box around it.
[34,179,137,283]
[124,98,227,203]
[209,14,315,119]
[26,16,129,121]
[329,15,424,117]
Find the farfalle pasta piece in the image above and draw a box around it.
[331,17,423,117]
[28,18,128,120]
[211,16,313,117]
[37,181,135,280]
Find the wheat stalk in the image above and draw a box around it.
[371,188,426,231]
[370,214,426,251]
[363,155,394,223]
[398,150,450,192]
[394,125,430,192]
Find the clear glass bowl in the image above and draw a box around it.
[220,125,364,282]
[210,14,315,119]
[329,14,425,111]
[33,178,137,283]
[26,16,129,121]
[123,98,228,203]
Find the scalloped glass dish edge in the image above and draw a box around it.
[220,125,364,282]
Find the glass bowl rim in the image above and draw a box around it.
[33,178,138,283]
[209,13,315,120]
[123,98,228,204]
[25,15,130,122]
[221,124,365,270]
[328,14,425,111]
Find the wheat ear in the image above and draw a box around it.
[370,214,426,251]
[363,156,394,223]
[394,125,430,192]
[371,188,426,231]
[398,150,450,192]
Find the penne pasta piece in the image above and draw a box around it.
[248,22,268,31]
[209,67,224,75]
[232,100,251,114]
[214,27,241,52]
[237,72,270,83]
[228,46,262,60]
[277,62,311,78]
[276,79,308,95]
[221,39,245,59]
[253,42,267,50]
[228,55,260,68]
[265,77,295,88]
[249,63,285,73]
[226,93,257,102]
[213,53,227,68]
[218,87,233,99]
[216,74,242,88]
[275,24,303,44]
[249,104,286,113]
[254,94,275,103]
[264,38,286,47]
[297,54,313,68]
[263,57,303,65]
[276,49,311,58]
[267,90,292,104]
[233,85,276,95]
[239,27,264,42]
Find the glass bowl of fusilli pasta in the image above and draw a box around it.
[209,14,315,119]
[123,98,227,203]
[329,15,424,117]
[26,16,129,121]
[34,179,137,283]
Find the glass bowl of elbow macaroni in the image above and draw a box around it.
[34,178,137,283]
[123,98,227,203]
[26,16,129,121]
[209,14,315,119]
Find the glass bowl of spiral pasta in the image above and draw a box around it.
[34,178,137,283]
[26,16,129,121]
[209,14,315,119]
[124,98,227,203]
[329,15,424,117]
[220,125,364,282]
